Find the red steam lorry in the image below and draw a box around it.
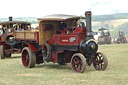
[0,11,108,73]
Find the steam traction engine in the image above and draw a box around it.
[98,27,111,44]
[0,17,31,59]
[14,11,108,73]
[116,31,127,44]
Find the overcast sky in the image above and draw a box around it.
[0,0,127,18]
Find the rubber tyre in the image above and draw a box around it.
[21,47,36,68]
[0,45,5,59]
[70,53,86,73]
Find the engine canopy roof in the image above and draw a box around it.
[38,14,85,21]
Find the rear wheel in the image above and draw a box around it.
[21,47,36,68]
[70,53,86,73]
[93,52,108,70]
[0,45,5,59]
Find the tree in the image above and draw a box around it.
[117,22,128,37]
[103,24,109,28]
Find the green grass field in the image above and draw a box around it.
[0,44,128,85]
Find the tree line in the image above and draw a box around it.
[0,17,38,24]
[92,13,128,21]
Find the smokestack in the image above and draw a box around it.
[85,11,92,39]
[9,16,13,21]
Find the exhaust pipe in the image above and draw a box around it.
[85,11,92,39]
[80,11,98,55]
[9,16,13,28]
[9,16,13,21]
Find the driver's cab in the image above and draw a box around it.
[38,14,85,45]
[60,19,85,34]
[0,22,31,33]
[56,20,78,34]
[98,27,110,37]
[2,25,13,34]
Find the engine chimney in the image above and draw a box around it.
[9,16,13,21]
[85,11,92,39]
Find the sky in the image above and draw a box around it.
[0,0,128,18]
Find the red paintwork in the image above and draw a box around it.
[7,33,13,36]
[58,35,78,45]
[0,34,6,42]
[18,27,87,64]
[0,42,19,55]
[42,24,53,31]
[47,27,86,63]
[125,38,126,43]
[0,42,10,49]
[64,51,74,63]
[4,48,21,54]
[0,33,13,42]
[22,49,29,67]
[26,43,38,52]
[48,28,86,46]
[51,50,64,63]
[0,42,5,46]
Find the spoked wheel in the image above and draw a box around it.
[93,52,108,70]
[42,42,51,62]
[0,45,5,59]
[70,53,86,73]
[21,47,36,68]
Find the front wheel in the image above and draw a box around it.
[70,53,86,73]
[21,47,36,68]
[93,52,108,70]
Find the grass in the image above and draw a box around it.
[0,44,128,85]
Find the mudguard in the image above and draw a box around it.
[26,43,38,52]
